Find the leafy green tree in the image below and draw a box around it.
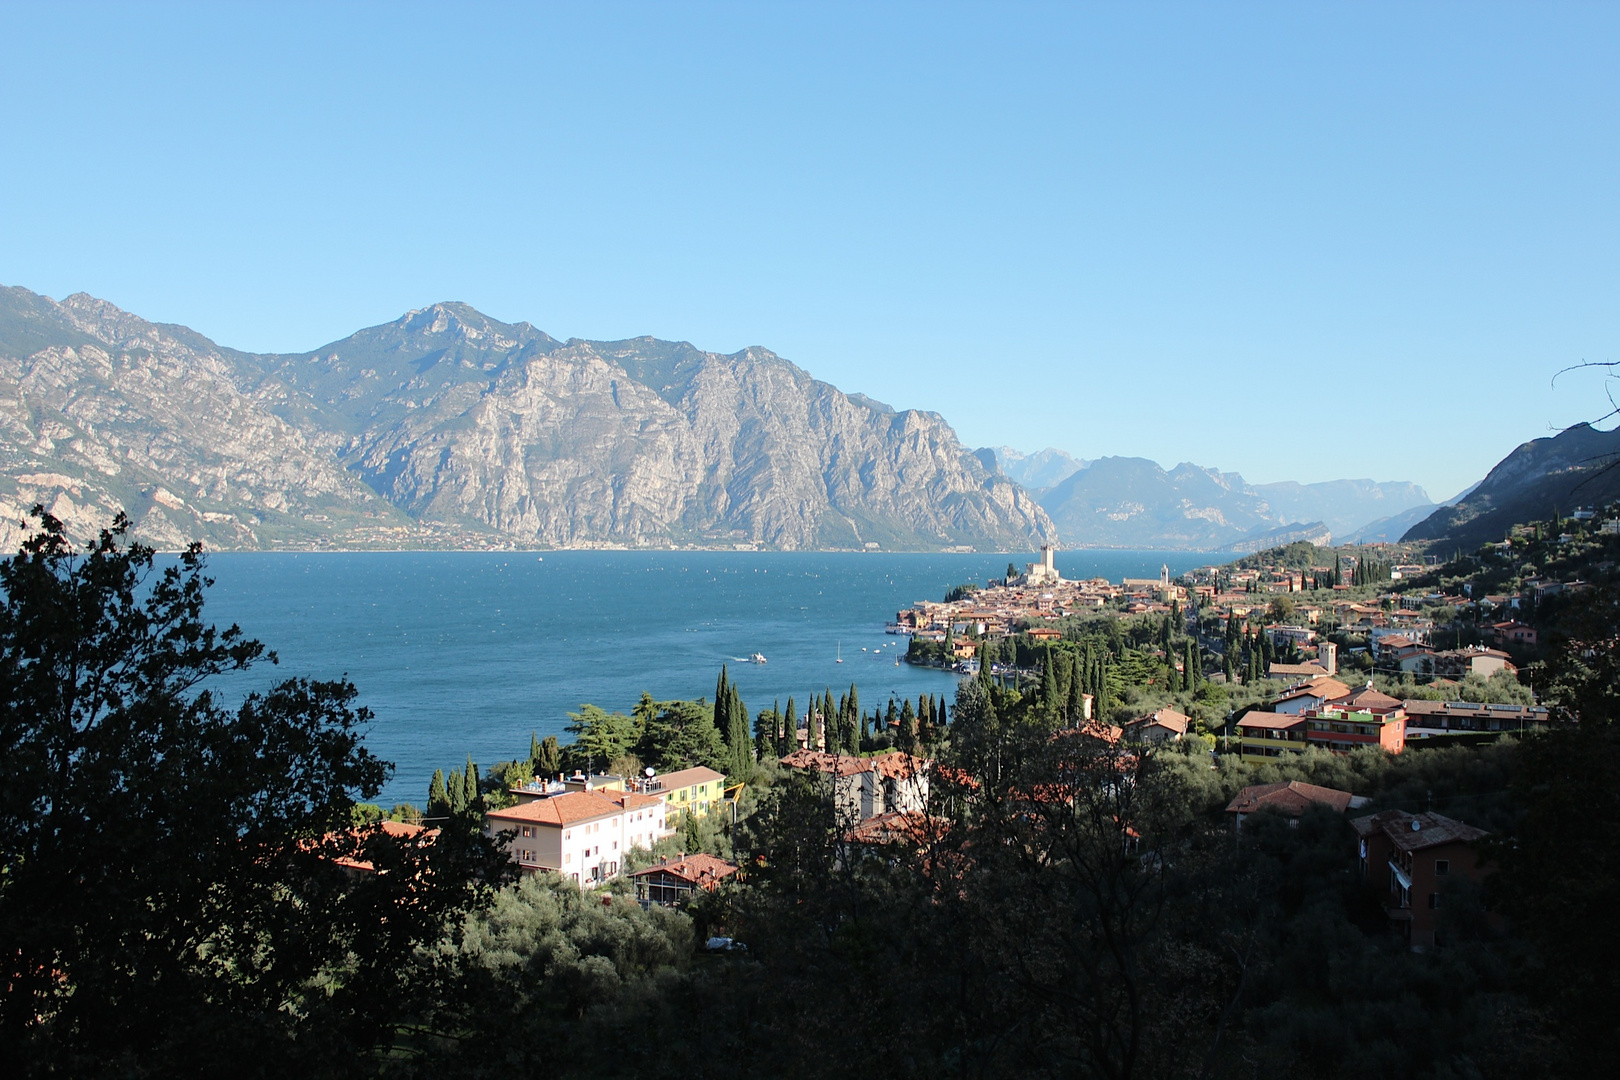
[0,509,508,1071]
[564,704,638,771]
[638,699,727,772]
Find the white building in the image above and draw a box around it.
[484,788,670,887]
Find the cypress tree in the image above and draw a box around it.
[463,755,479,809]
[1167,654,1181,693]
[886,699,899,734]
[753,705,776,760]
[784,696,798,754]
[448,766,466,815]
[530,731,542,763]
[714,666,731,746]
[1185,639,1200,689]
[728,686,751,776]
[537,735,561,778]
[898,699,917,754]
[859,709,870,749]
[428,768,449,818]
[1040,646,1059,721]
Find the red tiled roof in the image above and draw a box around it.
[844,811,950,846]
[650,766,726,791]
[1275,677,1351,704]
[1236,711,1306,731]
[629,852,739,889]
[1225,781,1354,816]
[486,790,623,826]
[1126,708,1188,735]
[1335,686,1404,711]
[1351,810,1488,851]
[319,819,438,872]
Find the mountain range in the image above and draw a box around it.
[0,286,1052,552]
[1401,423,1620,548]
[988,448,1435,551]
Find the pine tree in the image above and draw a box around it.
[427,768,450,818]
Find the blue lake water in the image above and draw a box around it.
[196,550,1218,807]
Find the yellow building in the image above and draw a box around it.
[644,766,727,820]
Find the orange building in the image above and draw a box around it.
[1352,811,1489,948]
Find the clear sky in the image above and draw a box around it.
[2,2,1616,499]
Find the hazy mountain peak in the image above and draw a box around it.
[990,446,1087,490]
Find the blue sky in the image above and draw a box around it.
[2,2,1616,499]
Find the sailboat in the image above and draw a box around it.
[836,641,843,663]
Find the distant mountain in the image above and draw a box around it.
[1031,454,1429,551]
[989,446,1087,491]
[1250,478,1433,539]
[1227,520,1334,554]
[1342,503,1441,545]
[0,286,1053,552]
[1037,457,1285,550]
[1402,423,1620,548]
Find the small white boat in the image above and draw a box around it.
[836,642,843,663]
[749,653,767,664]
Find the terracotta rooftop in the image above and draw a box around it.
[647,766,726,792]
[486,789,624,826]
[1334,685,1404,712]
[1126,708,1188,735]
[844,811,950,846]
[1236,711,1306,731]
[1225,781,1355,816]
[1274,677,1351,704]
[629,852,739,889]
[1351,810,1488,851]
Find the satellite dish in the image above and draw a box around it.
[645,767,656,777]
[1410,819,1421,832]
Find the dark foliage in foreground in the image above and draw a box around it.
[3,510,1616,1077]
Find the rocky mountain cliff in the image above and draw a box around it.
[1401,423,1620,548]
[0,286,1053,552]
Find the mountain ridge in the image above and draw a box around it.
[0,285,1052,553]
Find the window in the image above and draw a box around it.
[564,829,571,839]
[564,853,571,864]
[1428,892,1440,909]
[1435,859,1450,876]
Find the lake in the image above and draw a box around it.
[197,549,1220,807]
